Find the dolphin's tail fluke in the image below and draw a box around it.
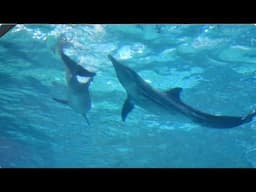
[47,34,96,78]
[0,24,16,38]
[60,51,96,78]
[47,34,70,59]
[242,109,256,124]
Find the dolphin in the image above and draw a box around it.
[52,40,96,126]
[0,24,16,38]
[108,54,256,129]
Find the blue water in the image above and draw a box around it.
[1,24,256,168]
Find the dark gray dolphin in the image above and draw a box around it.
[108,54,256,129]
[0,24,16,38]
[52,40,96,126]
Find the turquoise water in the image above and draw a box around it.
[1,24,256,168]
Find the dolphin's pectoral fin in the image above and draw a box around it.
[51,82,69,106]
[83,114,90,127]
[51,81,67,92]
[164,87,183,102]
[52,98,69,105]
[121,97,134,122]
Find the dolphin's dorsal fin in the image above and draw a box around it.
[164,87,183,101]
[121,96,134,122]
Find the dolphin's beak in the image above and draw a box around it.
[108,55,119,66]
[108,54,115,62]
[108,54,122,73]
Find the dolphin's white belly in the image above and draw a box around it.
[129,89,191,122]
[67,87,91,115]
[137,99,193,123]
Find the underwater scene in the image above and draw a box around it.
[1,24,256,168]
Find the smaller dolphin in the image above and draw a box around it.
[0,24,16,38]
[108,54,256,129]
[52,38,96,125]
